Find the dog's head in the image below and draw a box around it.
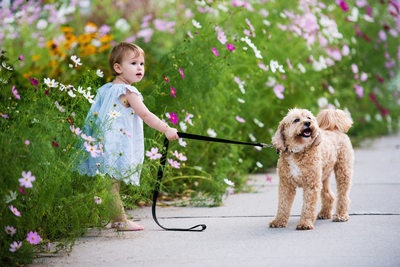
[272,108,321,153]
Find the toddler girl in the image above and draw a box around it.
[78,42,178,231]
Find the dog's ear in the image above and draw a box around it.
[312,132,322,147]
[272,122,286,151]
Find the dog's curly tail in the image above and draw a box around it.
[317,109,353,133]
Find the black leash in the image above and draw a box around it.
[151,132,274,232]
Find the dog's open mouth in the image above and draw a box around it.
[299,128,312,138]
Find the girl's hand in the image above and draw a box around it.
[165,127,179,140]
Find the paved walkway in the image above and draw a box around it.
[32,133,400,267]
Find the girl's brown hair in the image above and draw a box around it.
[108,42,145,76]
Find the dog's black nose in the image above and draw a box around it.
[304,121,311,127]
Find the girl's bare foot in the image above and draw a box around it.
[112,220,144,231]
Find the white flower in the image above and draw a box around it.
[224,178,234,186]
[253,118,264,128]
[108,110,121,119]
[312,56,327,71]
[96,69,104,78]
[269,60,285,73]
[347,7,359,22]
[179,121,187,132]
[256,161,263,168]
[179,138,187,147]
[240,36,262,59]
[192,19,202,28]
[43,78,58,88]
[83,91,94,103]
[318,97,329,108]
[59,83,66,91]
[248,133,256,142]
[36,19,48,30]
[77,86,85,94]
[70,55,82,68]
[94,196,102,205]
[207,128,217,138]
[67,90,76,98]
[237,98,245,103]
[115,18,131,32]
[297,63,306,73]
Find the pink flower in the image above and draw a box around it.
[70,125,82,136]
[226,44,235,51]
[9,205,21,217]
[178,68,184,79]
[378,30,387,42]
[235,116,246,123]
[163,75,169,83]
[5,225,16,236]
[354,84,364,98]
[12,85,20,100]
[1,114,9,119]
[266,174,272,183]
[9,241,22,252]
[360,72,368,82]
[173,150,187,161]
[351,63,359,73]
[170,112,179,124]
[19,54,24,61]
[365,5,372,16]
[25,140,30,145]
[168,158,181,169]
[184,113,194,125]
[146,147,162,160]
[337,0,349,12]
[273,84,285,99]
[170,87,176,98]
[27,231,41,245]
[211,47,219,57]
[19,170,36,188]
[217,30,227,44]
[84,142,100,158]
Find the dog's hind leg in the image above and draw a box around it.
[317,174,335,220]
[269,180,296,228]
[333,151,353,222]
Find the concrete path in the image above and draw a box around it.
[32,133,400,267]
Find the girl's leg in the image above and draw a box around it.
[111,177,144,231]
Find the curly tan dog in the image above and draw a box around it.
[269,108,354,230]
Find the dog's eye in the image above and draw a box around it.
[307,117,311,120]
[294,118,300,123]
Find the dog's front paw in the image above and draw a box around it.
[296,222,314,230]
[333,213,349,222]
[269,219,287,228]
[317,210,332,220]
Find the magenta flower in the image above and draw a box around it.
[9,205,21,217]
[235,116,246,123]
[163,75,169,83]
[1,114,9,119]
[9,241,22,252]
[146,147,162,160]
[266,174,272,183]
[19,186,26,195]
[25,140,30,145]
[29,77,39,87]
[27,231,41,245]
[178,68,184,79]
[19,170,36,188]
[211,47,219,57]
[273,84,285,99]
[170,112,179,124]
[226,44,235,51]
[19,54,24,61]
[52,141,59,147]
[168,158,181,169]
[170,87,176,98]
[5,225,16,236]
[12,85,20,100]
[337,0,349,12]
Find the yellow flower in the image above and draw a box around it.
[78,33,93,44]
[32,55,40,61]
[99,34,113,43]
[99,43,111,52]
[61,26,74,33]
[81,44,97,56]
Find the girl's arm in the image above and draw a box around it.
[125,91,179,140]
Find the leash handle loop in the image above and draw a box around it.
[151,137,207,232]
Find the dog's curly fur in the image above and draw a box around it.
[269,108,354,230]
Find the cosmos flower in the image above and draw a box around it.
[84,142,101,158]
[18,170,36,188]
[146,147,162,160]
[11,85,20,100]
[173,150,187,161]
[170,87,176,98]
[9,205,21,217]
[207,128,217,137]
[5,226,16,236]
[224,178,234,186]
[235,116,246,123]
[178,68,184,79]
[178,138,187,147]
[43,78,58,88]
[94,196,102,204]
[211,47,220,56]
[226,44,235,51]
[108,110,121,119]
[96,69,104,77]
[273,84,285,99]
[27,231,41,245]
[9,241,22,252]
[170,112,179,124]
[192,19,202,28]
[70,55,82,68]
[168,158,181,169]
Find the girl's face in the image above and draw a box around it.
[114,50,145,84]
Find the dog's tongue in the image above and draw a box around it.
[303,129,311,137]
